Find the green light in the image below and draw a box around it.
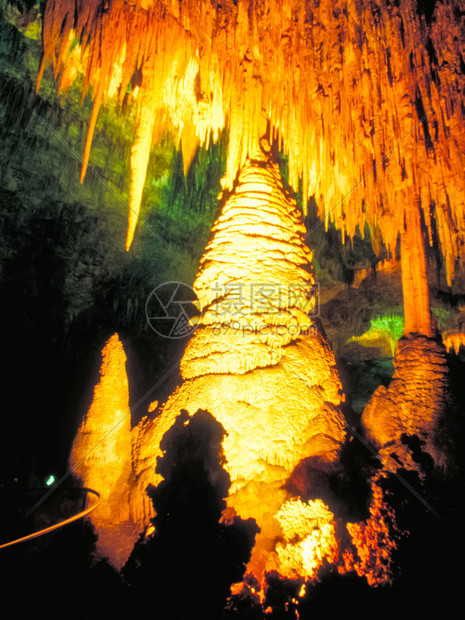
[368,315,404,341]
[46,475,55,486]
[348,315,405,356]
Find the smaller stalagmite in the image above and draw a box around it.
[362,199,450,471]
[362,336,449,469]
[69,333,139,568]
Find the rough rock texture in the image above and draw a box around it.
[69,333,139,568]
[134,147,346,588]
[69,148,346,584]
[362,335,449,468]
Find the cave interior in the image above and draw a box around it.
[1,1,465,619]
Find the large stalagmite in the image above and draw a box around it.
[132,143,346,589]
[70,145,348,586]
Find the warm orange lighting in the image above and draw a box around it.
[344,480,398,587]
[55,0,464,604]
[274,498,339,581]
[69,333,139,568]
[442,331,465,355]
[39,1,465,264]
[147,400,158,413]
[130,145,346,591]
[362,335,449,468]
[72,147,347,592]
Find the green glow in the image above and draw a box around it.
[46,475,55,486]
[348,315,404,356]
[368,315,404,341]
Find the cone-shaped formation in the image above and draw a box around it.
[69,333,139,568]
[39,0,465,269]
[130,146,346,590]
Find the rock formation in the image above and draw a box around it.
[131,143,346,590]
[362,335,449,469]
[39,1,465,278]
[69,333,139,569]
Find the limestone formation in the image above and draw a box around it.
[362,335,449,469]
[69,333,139,569]
[39,1,465,278]
[133,146,346,588]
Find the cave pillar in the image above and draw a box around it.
[400,202,433,337]
[362,203,449,469]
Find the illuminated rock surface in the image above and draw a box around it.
[443,331,465,354]
[69,146,348,590]
[343,480,398,587]
[11,0,462,611]
[69,333,139,568]
[348,316,405,358]
[40,0,465,275]
[274,498,339,581]
[362,336,449,467]
[134,147,346,590]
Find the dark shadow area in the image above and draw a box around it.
[0,517,127,620]
[123,409,258,620]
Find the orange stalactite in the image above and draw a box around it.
[442,331,465,354]
[53,0,464,603]
[80,79,103,183]
[38,0,465,265]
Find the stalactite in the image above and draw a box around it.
[38,0,465,270]
[51,0,464,603]
[442,331,465,354]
